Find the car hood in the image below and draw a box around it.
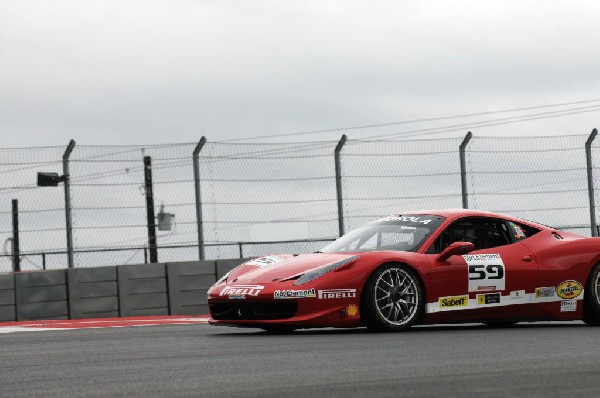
[228,253,360,284]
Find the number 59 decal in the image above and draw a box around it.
[464,254,506,292]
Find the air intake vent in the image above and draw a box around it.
[210,302,298,320]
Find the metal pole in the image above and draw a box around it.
[334,135,348,236]
[144,156,158,263]
[11,199,20,272]
[459,132,473,209]
[63,139,76,268]
[193,137,207,260]
[586,129,598,237]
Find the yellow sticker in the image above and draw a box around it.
[439,295,469,308]
[556,280,583,300]
[345,304,359,318]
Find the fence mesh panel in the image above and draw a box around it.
[69,143,197,267]
[0,146,68,271]
[466,135,590,235]
[1,134,599,272]
[341,138,464,231]
[200,141,338,259]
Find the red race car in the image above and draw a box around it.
[207,209,600,332]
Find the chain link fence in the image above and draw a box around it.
[1,132,599,272]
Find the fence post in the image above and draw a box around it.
[144,156,158,263]
[63,139,76,268]
[335,135,348,237]
[459,132,473,209]
[193,137,207,260]
[586,129,598,237]
[11,199,20,272]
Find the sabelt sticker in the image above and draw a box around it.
[556,280,583,300]
[464,254,506,292]
[439,295,469,309]
[535,287,555,298]
[220,285,264,297]
[477,292,501,305]
[245,256,285,267]
[560,300,577,312]
[510,290,526,299]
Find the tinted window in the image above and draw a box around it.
[320,215,445,253]
[507,221,540,240]
[427,217,512,254]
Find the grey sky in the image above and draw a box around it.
[2,0,600,147]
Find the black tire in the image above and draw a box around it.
[361,263,425,332]
[583,263,600,326]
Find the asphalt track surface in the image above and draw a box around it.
[1,321,599,397]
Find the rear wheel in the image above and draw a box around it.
[583,263,600,326]
[361,264,424,332]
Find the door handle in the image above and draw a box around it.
[521,255,533,262]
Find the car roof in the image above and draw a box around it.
[395,209,551,230]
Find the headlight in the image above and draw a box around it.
[294,256,360,286]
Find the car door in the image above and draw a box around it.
[425,216,538,321]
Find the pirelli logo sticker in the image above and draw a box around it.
[318,289,357,299]
[438,295,469,310]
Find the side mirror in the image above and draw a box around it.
[436,241,474,263]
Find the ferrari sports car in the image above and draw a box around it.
[207,209,600,332]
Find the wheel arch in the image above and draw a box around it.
[359,261,427,314]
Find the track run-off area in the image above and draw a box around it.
[1,318,599,397]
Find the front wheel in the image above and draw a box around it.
[361,264,424,332]
[583,263,600,326]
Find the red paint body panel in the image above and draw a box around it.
[208,210,600,329]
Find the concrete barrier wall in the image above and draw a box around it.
[1,258,257,322]
[118,263,169,317]
[15,270,69,321]
[0,273,15,321]
[68,267,119,319]
[167,261,216,315]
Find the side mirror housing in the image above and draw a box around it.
[436,241,474,263]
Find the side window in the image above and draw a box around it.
[507,221,540,240]
[427,217,512,254]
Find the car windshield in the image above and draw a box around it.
[320,215,445,253]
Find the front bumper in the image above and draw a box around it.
[207,284,362,329]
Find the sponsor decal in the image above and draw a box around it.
[274,288,316,299]
[477,292,501,305]
[556,280,583,300]
[318,289,357,299]
[510,290,526,299]
[464,254,506,292]
[371,215,433,225]
[228,295,246,300]
[439,295,469,309]
[561,300,577,312]
[220,285,264,297]
[245,256,285,267]
[535,287,555,298]
[345,304,360,318]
